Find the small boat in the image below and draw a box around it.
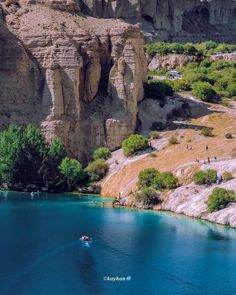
[80,235,92,242]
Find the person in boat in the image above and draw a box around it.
[81,235,90,241]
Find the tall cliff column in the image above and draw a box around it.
[106,24,147,150]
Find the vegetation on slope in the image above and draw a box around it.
[145,41,236,56]
[207,188,236,212]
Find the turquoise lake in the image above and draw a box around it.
[0,192,236,295]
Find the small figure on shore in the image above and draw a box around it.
[208,157,210,164]
[214,156,217,161]
[186,144,188,150]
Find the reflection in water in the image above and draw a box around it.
[207,229,230,241]
[78,249,103,294]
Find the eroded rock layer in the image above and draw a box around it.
[0,1,146,162]
[80,0,236,42]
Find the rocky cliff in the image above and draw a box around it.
[80,0,236,42]
[0,0,146,162]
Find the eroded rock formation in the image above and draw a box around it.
[80,0,236,42]
[0,1,146,162]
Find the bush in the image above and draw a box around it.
[171,79,191,92]
[184,72,208,84]
[122,134,149,157]
[225,133,233,139]
[215,77,229,91]
[200,59,212,68]
[192,82,216,102]
[223,172,234,181]
[207,187,236,212]
[135,187,160,206]
[193,169,217,185]
[226,84,236,98]
[169,136,178,145]
[138,168,158,188]
[201,127,213,137]
[93,147,111,160]
[86,159,109,182]
[149,131,160,140]
[153,172,178,190]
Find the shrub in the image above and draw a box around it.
[225,133,233,139]
[207,187,236,212]
[93,147,111,160]
[153,172,178,190]
[193,169,217,185]
[86,159,109,182]
[122,134,149,157]
[135,187,160,206]
[169,136,178,145]
[138,168,158,188]
[59,157,85,191]
[210,60,231,71]
[201,127,213,137]
[184,72,208,84]
[149,131,160,140]
[171,79,191,92]
[200,59,212,68]
[215,77,229,91]
[223,172,233,181]
[192,82,216,102]
[183,43,198,55]
[226,84,236,98]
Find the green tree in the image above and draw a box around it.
[122,134,149,157]
[193,169,217,185]
[138,168,158,188]
[153,172,178,190]
[207,187,236,212]
[192,82,216,102]
[93,147,111,160]
[40,137,66,190]
[0,125,23,183]
[135,187,160,206]
[59,157,85,191]
[86,159,109,182]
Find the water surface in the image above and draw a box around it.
[0,192,236,295]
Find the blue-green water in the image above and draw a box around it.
[0,192,236,295]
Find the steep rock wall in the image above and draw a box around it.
[79,0,236,42]
[0,2,146,162]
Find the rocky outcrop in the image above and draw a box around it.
[79,0,236,42]
[148,54,197,71]
[163,159,236,228]
[0,2,146,162]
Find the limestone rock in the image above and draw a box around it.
[0,3,146,162]
[80,0,236,42]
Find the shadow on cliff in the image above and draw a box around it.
[0,22,52,131]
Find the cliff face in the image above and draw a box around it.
[0,1,146,162]
[80,0,236,42]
